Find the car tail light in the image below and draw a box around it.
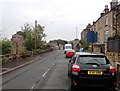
[71,52,75,54]
[72,64,80,72]
[109,66,116,73]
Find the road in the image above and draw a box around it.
[1,50,120,91]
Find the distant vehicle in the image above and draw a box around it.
[65,49,75,58]
[68,52,117,90]
[64,44,72,54]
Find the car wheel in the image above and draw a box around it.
[71,79,77,91]
[110,87,117,91]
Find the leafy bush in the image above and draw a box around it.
[80,39,89,51]
[108,35,120,41]
[0,39,12,55]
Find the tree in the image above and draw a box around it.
[0,39,12,55]
[49,39,68,45]
[20,23,34,39]
[17,22,45,51]
[17,23,35,51]
[80,39,89,51]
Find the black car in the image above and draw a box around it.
[68,52,117,90]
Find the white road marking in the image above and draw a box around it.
[42,63,54,77]
[29,85,36,91]
[31,86,34,89]
[42,68,50,77]
[30,63,55,91]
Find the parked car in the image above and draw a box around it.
[68,52,117,90]
[68,52,77,77]
[65,49,75,58]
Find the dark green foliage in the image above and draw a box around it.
[108,35,120,41]
[17,22,45,51]
[0,39,12,55]
[80,39,89,50]
[24,38,34,51]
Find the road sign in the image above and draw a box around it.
[87,31,98,43]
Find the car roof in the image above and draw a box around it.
[65,44,72,46]
[75,52,105,56]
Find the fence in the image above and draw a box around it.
[107,39,120,52]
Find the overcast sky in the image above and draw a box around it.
[1,0,114,42]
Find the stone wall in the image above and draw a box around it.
[106,52,120,69]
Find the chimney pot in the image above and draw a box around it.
[104,5,109,13]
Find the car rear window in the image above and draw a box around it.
[65,46,72,49]
[76,55,109,65]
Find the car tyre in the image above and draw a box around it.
[110,88,117,91]
[71,79,77,91]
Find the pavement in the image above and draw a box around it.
[1,53,45,75]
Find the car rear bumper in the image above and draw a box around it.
[71,74,117,88]
[66,55,73,58]
[66,54,74,57]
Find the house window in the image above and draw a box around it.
[105,30,109,41]
[105,16,108,26]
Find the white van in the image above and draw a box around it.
[64,44,72,54]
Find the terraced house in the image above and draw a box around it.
[81,0,120,67]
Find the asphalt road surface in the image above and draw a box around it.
[1,50,119,91]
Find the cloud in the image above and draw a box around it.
[1,0,113,41]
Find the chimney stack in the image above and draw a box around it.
[104,5,109,13]
[110,0,118,9]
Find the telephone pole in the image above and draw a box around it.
[34,20,37,52]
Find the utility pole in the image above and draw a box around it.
[34,20,37,53]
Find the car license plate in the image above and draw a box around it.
[88,70,103,75]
